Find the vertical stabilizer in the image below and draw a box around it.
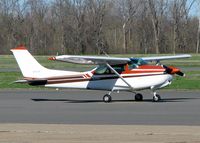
[11,45,47,78]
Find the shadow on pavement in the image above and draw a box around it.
[31,97,199,103]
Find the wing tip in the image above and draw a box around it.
[177,54,192,58]
[48,57,56,60]
[185,54,192,57]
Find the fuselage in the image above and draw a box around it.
[42,63,173,91]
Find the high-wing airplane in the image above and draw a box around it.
[11,45,191,102]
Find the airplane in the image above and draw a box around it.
[11,45,191,103]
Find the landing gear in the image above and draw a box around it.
[135,93,143,101]
[102,91,161,103]
[153,92,161,102]
[103,94,112,103]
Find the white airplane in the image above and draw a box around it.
[11,45,191,102]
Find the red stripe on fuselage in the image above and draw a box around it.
[86,73,91,78]
[45,73,165,84]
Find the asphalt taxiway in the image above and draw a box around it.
[0,90,199,125]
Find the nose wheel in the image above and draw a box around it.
[103,94,112,103]
[153,93,161,102]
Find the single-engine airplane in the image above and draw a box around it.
[11,45,191,102]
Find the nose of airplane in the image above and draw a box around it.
[163,65,185,77]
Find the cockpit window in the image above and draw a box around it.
[128,58,148,70]
[94,65,110,74]
[94,64,125,75]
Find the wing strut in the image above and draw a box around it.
[106,63,134,91]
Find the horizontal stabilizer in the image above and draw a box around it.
[13,80,28,84]
[13,79,47,86]
[27,79,47,86]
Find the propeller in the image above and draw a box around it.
[162,65,185,77]
[175,71,185,77]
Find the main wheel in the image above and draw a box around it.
[135,93,143,101]
[153,94,161,102]
[103,94,112,103]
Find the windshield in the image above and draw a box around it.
[128,58,148,69]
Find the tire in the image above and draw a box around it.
[103,94,112,103]
[135,93,143,101]
[153,94,161,102]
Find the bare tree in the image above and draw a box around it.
[171,0,196,54]
[137,1,154,54]
[85,0,108,54]
[0,0,199,54]
[117,0,140,53]
[148,0,168,54]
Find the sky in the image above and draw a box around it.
[188,0,200,17]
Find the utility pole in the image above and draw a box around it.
[196,1,200,54]
[196,17,200,53]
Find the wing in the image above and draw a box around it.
[141,54,191,62]
[49,54,191,65]
[49,55,131,65]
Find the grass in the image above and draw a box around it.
[0,72,32,89]
[0,54,199,90]
[166,71,200,90]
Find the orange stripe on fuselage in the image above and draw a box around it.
[122,65,165,74]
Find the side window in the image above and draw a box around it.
[94,65,108,75]
[112,65,125,74]
[94,65,125,75]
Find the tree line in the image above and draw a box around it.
[0,0,199,55]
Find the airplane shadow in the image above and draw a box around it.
[31,97,199,103]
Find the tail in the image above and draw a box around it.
[11,45,47,78]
